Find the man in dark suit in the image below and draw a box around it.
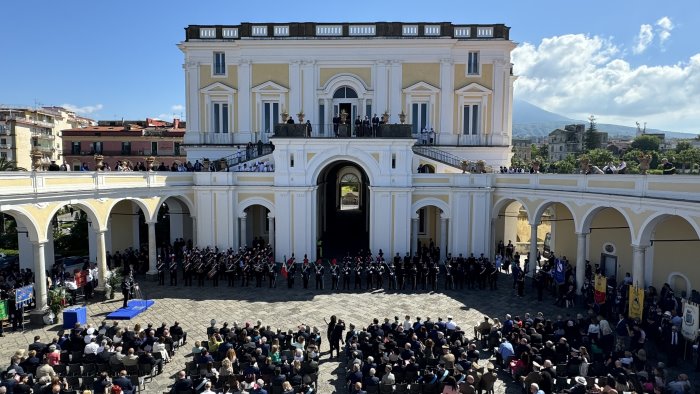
[112,370,135,394]
[28,335,47,354]
[666,325,683,367]
[350,381,368,394]
[170,370,193,394]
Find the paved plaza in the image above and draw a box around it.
[2,274,698,393]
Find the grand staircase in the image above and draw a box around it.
[412,145,466,170]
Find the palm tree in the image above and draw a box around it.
[0,158,27,171]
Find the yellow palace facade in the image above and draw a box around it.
[1,22,699,318]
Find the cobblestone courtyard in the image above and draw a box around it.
[1,275,697,393]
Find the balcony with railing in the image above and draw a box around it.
[1,114,54,129]
[272,123,413,138]
[31,130,55,140]
[69,150,186,157]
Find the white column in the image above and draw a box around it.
[301,61,315,125]
[575,232,588,294]
[375,61,389,114]
[491,59,506,144]
[33,241,48,311]
[191,216,197,247]
[439,215,448,262]
[439,58,454,139]
[389,60,402,119]
[95,229,107,291]
[184,61,201,143]
[268,214,275,254]
[239,214,247,248]
[88,227,97,262]
[238,60,251,133]
[147,221,157,274]
[289,60,301,116]
[529,222,538,276]
[632,245,646,288]
[411,216,419,255]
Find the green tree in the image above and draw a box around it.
[584,115,602,151]
[631,135,660,152]
[675,140,692,153]
[624,149,660,170]
[538,144,549,159]
[0,214,18,250]
[0,158,27,171]
[676,147,700,173]
[587,148,616,167]
[553,154,577,174]
[53,211,89,256]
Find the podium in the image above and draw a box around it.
[62,306,87,329]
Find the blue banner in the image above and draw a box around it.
[553,259,565,284]
[15,284,34,308]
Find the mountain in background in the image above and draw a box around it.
[512,99,697,139]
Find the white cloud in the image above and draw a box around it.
[656,16,674,45]
[633,24,654,54]
[512,34,700,133]
[61,103,103,115]
[171,104,184,112]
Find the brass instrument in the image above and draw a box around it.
[207,259,219,279]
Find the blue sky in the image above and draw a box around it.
[2,0,698,132]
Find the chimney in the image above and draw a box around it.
[173,118,180,129]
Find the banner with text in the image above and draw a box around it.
[628,286,644,321]
[681,301,699,341]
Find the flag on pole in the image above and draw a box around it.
[681,300,699,341]
[594,274,607,304]
[281,262,288,279]
[628,286,644,321]
[553,259,565,285]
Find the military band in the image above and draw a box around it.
[152,244,502,294]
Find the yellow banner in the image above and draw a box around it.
[594,274,607,304]
[628,286,644,321]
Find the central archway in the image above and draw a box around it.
[317,160,370,258]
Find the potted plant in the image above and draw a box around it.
[638,152,651,175]
[94,154,105,171]
[578,154,590,174]
[47,287,69,324]
[145,156,155,171]
[340,109,349,124]
[532,157,542,173]
[105,268,123,300]
[460,160,469,174]
[398,110,407,124]
[297,110,305,123]
[281,109,289,123]
[382,111,390,124]
[476,160,486,174]
[30,150,43,171]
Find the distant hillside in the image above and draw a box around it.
[512,100,697,139]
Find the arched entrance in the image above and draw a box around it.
[242,205,271,249]
[317,160,370,258]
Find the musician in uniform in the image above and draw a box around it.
[386,259,396,291]
[429,259,439,291]
[314,259,325,290]
[226,251,237,287]
[210,254,220,287]
[341,259,351,290]
[444,256,453,290]
[254,255,264,288]
[354,259,363,289]
[365,261,375,290]
[301,257,311,289]
[330,259,339,290]
[375,259,385,290]
[267,258,277,288]
[197,253,206,287]
[286,255,296,288]
[169,254,178,286]
[488,260,498,290]
[241,254,251,287]
[183,252,193,286]
[409,258,418,290]
[156,256,165,285]
[456,254,466,290]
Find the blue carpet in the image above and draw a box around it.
[106,299,155,320]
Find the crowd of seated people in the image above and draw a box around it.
[342,314,499,394]
[172,320,320,394]
[1,320,186,394]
